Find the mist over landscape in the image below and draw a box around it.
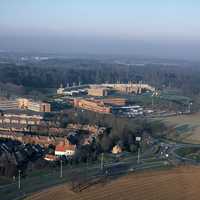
[1,35,200,61]
[1,1,200,60]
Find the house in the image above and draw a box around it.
[112,145,122,154]
[55,141,76,157]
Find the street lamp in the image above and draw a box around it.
[151,91,159,107]
[151,92,156,107]
[100,153,104,171]
[188,102,192,113]
[18,170,21,190]
[136,137,142,164]
[60,160,63,178]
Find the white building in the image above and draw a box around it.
[55,143,76,157]
[0,99,19,110]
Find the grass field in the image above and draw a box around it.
[158,112,200,144]
[25,166,200,200]
[0,163,101,200]
[0,177,11,186]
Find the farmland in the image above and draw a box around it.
[158,112,200,144]
[25,166,200,200]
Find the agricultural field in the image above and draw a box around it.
[25,166,200,200]
[159,112,200,144]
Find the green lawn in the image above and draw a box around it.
[175,147,200,161]
[0,177,12,186]
[0,162,101,200]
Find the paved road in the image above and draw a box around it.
[152,137,200,165]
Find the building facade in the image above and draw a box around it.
[0,98,51,113]
[102,98,128,106]
[88,88,108,97]
[55,141,76,157]
[0,113,43,131]
[74,98,111,114]
[0,99,19,110]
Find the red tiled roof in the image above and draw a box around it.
[55,144,76,152]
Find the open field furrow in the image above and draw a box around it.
[25,166,200,200]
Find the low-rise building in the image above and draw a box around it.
[55,141,76,157]
[17,98,29,109]
[102,98,128,106]
[112,145,122,154]
[102,83,155,94]
[112,105,144,117]
[0,99,19,110]
[57,85,88,96]
[28,101,51,112]
[67,123,107,135]
[57,86,65,95]
[0,98,51,113]
[74,98,111,114]
[0,112,43,131]
[88,87,108,97]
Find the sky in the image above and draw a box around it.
[0,0,200,60]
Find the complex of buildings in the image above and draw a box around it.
[102,83,155,94]
[74,97,128,114]
[74,98,111,114]
[28,101,51,112]
[0,131,71,147]
[0,81,155,161]
[0,98,19,110]
[57,82,155,97]
[57,85,87,96]
[0,112,44,131]
[74,97,148,117]
[67,123,107,136]
[0,98,51,112]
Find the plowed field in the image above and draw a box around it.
[25,166,200,200]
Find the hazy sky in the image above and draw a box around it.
[1,0,200,59]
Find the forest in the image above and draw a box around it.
[0,58,200,97]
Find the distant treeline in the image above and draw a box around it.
[0,59,200,96]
